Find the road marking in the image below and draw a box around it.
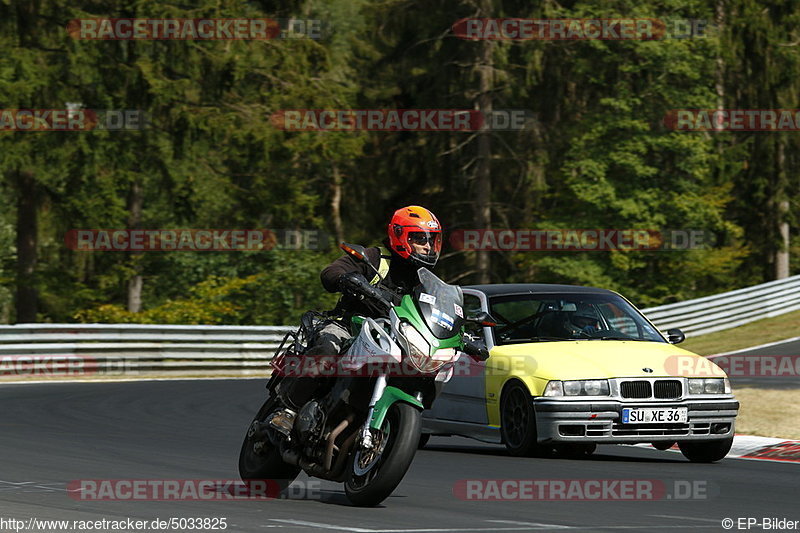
[0,480,63,493]
[487,520,571,529]
[269,521,374,532]
[572,524,708,531]
[270,520,712,532]
[648,515,722,523]
[492,521,716,531]
[271,520,567,532]
[709,335,800,356]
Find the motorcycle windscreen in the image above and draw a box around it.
[414,268,465,339]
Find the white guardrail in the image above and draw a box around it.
[642,274,800,336]
[0,274,798,375]
[0,324,295,375]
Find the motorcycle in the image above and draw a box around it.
[239,243,491,506]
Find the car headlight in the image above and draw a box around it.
[688,378,731,394]
[563,381,582,395]
[543,381,564,396]
[583,380,607,396]
[543,380,610,397]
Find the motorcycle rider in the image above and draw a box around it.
[307,205,443,358]
[246,206,464,506]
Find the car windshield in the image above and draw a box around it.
[489,292,665,345]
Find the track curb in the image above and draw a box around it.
[639,434,800,464]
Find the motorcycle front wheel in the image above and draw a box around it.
[238,398,301,495]
[344,402,421,507]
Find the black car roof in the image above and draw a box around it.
[464,283,616,296]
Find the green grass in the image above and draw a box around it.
[679,309,800,355]
[676,310,800,440]
[733,388,800,440]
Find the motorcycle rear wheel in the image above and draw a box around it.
[238,398,301,495]
[344,402,421,507]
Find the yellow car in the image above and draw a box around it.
[421,284,739,462]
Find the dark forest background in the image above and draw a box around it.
[1,0,797,324]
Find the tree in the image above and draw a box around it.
[720,0,800,281]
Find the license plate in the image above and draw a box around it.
[621,407,688,424]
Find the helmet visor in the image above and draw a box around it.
[406,231,442,265]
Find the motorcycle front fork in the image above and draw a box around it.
[359,374,387,449]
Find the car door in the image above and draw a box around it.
[424,290,491,424]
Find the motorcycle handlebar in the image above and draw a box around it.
[461,334,490,362]
[338,272,393,309]
[340,273,490,360]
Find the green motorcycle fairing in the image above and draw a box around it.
[369,386,423,429]
[352,291,466,430]
[393,294,463,352]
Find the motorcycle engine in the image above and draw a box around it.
[295,400,325,443]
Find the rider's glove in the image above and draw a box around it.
[338,272,382,301]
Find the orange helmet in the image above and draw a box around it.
[388,205,442,267]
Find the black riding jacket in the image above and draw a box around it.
[321,243,420,320]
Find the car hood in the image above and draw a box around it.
[488,340,725,381]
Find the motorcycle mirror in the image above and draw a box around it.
[466,311,500,327]
[340,242,368,262]
[340,242,385,282]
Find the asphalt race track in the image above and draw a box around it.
[0,379,797,533]
[712,337,800,389]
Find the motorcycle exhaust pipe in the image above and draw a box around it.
[292,430,358,482]
[280,442,332,479]
[283,450,323,478]
[330,431,358,482]
[281,416,354,473]
[324,417,352,471]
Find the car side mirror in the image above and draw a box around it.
[466,311,500,327]
[666,328,685,344]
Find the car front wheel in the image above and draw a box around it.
[678,437,734,463]
[500,382,550,457]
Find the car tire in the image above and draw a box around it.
[678,437,734,463]
[500,382,550,457]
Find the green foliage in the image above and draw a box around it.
[1,0,798,324]
[75,250,340,324]
[76,275,263,324]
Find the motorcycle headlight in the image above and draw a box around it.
[401,322,429,356]
[431,347,457,361]
[688,378,730,395]
[400,322,445,374]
